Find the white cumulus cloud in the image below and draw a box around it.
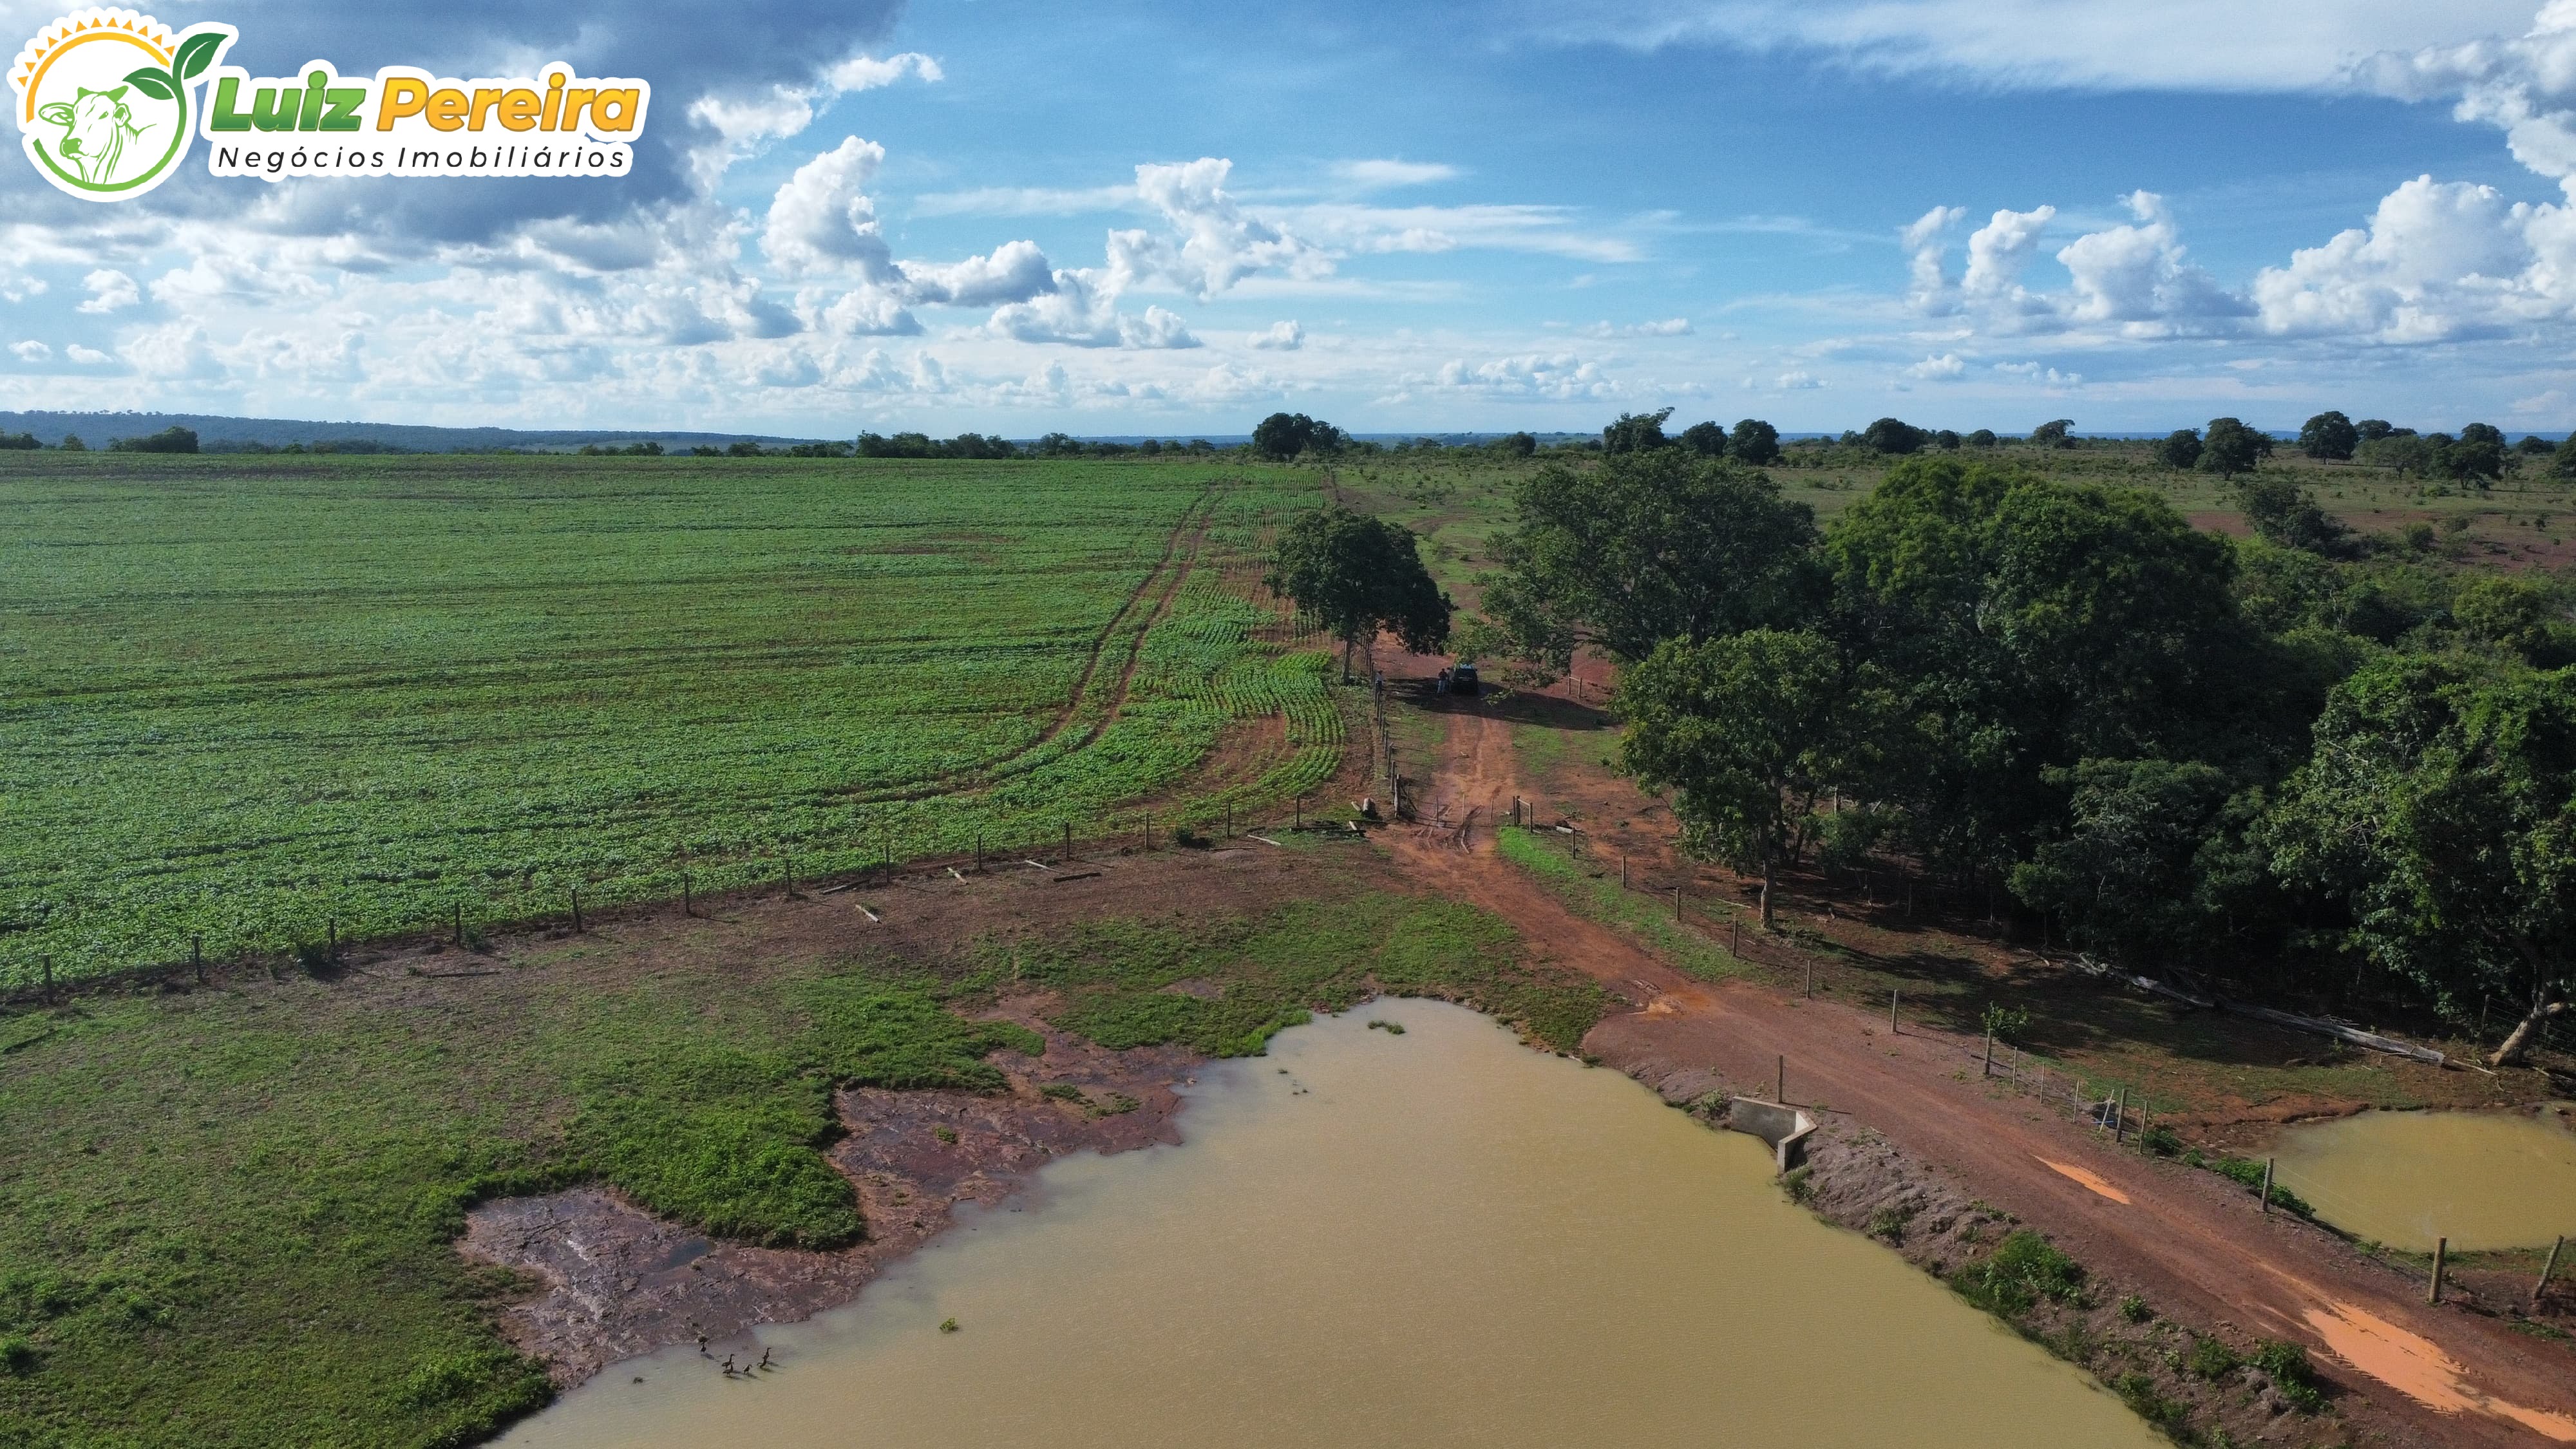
[77,269,138,314]
[1249,320,1304,350]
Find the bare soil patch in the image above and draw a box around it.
[465,1014,1202,1385]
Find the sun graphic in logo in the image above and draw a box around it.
[10,8,232,200]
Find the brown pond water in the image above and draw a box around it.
[2269,1106,2576,1253]
[500,999,2164,1449]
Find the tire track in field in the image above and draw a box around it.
[837,480,1226,807]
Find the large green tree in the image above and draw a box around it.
[2297,411,2359,461]
[1265,505,1451,679]
[1484,448,1819,668]
[2009,759,2253,967]
[1619,629,1869,927]
[2199,417,2273,477]
[1602,408,1675,454]
[2263,656,2575,1066]
[1250,412,1347,461]
[1824,458,2284,877]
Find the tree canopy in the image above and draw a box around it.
[1729,418,1782,465]
[1823,457,2280,873]
[2297,411,2358,461]
[2199,417,2272,477]
[1485,447,1818,667]
[1602,408,1674,454]
[1250,412,1349,460]
[1264,505,1450,677]
[2263,656,2575,1065]
[1620,629,1868,926]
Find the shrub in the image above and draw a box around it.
[1039,1083,1085,1101]
[2114,1372,2189,1432]
[2185,1334,2242,1379]
[2252,1340,2326,1412]
[2117,1293,2152,1323]
[0,1334,37,1374]
[1950,1229,2086,1316]
[1782,1165,1814,1204]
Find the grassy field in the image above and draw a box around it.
[0,883,1600,1446]
[0,453,1343,987]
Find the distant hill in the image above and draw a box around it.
[0,410,827,453]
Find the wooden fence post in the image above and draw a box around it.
[193,935,205,987]
[2430,1237,2448,1304]
[682,873,691,918]
[2261,1159,2275,1216]
[2537,1236,2564,1309]
[453,903,464,945]
[1776,1055,1785,1103]
[1889,989,1899,1034]
[43,956,55,1003]
[1984,1028,1994,1077]
[570,889,582,933]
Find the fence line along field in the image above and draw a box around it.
[0,453,1341,986]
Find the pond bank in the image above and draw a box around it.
[497,999,2170,1448]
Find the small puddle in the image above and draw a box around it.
[2300,1298,2576,1441]
[2038,1158,2132,1204]
[2270,1108,2576,1251]
[502,999,2166,1448]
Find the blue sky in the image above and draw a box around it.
[7,0,2576,435]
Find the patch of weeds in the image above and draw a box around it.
[1782,1166,1814,1204]
[1086,1092,1140,1117]
[1493,826,1748,985]
[2049,1320,2100,1365]
[2139,1124,2181,1157]
[2193,1153,2312,1217]
[1867,1203,1917,1242]
[2509,1318,2574,1347]
[2251,1340,2327,1413]
[2185,1335,2243,1380]
[931,1125,957,1144]
[938,1318,960,1334]
[2112,1372,2190,1434]
[2118,1294,2153,1324]
[1366,1019,1406,1034]
[1039,1083,1086,1101]
[1950,1229,2087,1318]
[0,1333,37,1375]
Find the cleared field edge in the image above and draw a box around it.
[2,467,1351,992]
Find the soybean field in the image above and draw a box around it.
[0,453,1343,985]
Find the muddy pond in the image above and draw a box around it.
[501,998,2164,1449]
[2269,1106,2576,1252]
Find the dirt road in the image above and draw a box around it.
[1387,686,2576,1447]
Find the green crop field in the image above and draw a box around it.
[0,453,1341,987]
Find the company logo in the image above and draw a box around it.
[10,9,231,200]
[10,8,650,201]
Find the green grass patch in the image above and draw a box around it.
[999,891,1605,1056]
[1495,826,1749,984]
[0,886,1582,1444]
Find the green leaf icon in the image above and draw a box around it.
[122,67,176,102]
[175,32,220,82]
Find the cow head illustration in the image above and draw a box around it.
[36,84,145,185]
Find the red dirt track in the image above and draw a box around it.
[1381,651,2576,1448]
